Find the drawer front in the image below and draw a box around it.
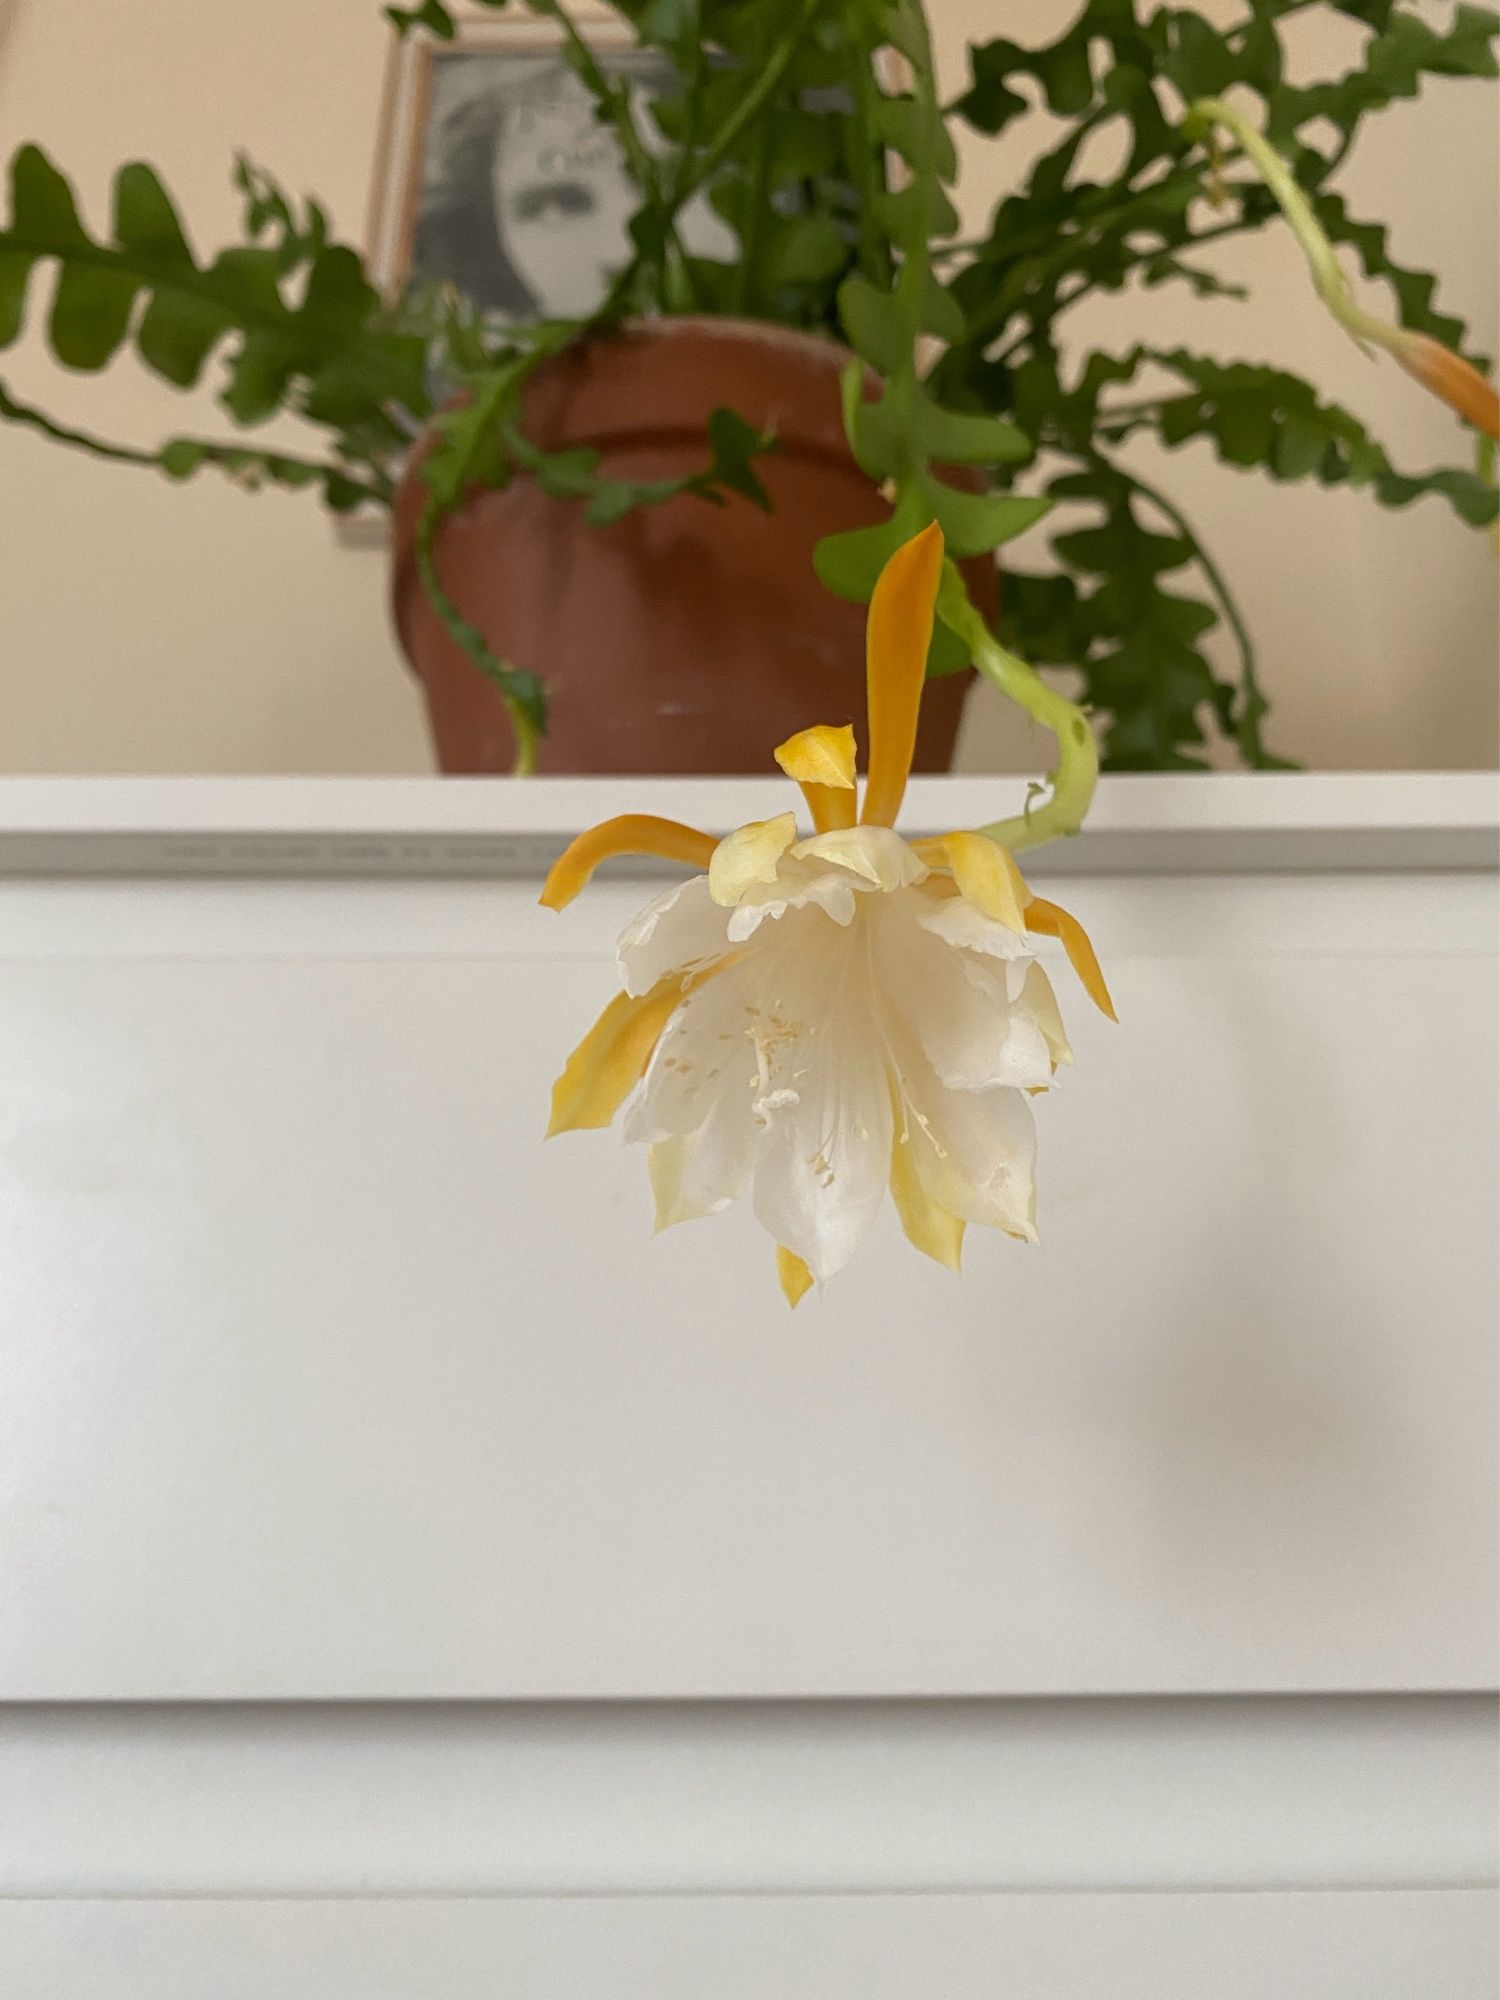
[2,1891,1495,2000]
[0,870,1494,1699]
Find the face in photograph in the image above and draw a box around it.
[490,69,639,318]
[409,50,734,321]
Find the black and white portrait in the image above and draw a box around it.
[372,29,734,322]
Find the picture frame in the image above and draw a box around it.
[366,10,732,321]
[347,11,873,550]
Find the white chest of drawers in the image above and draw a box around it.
[0,773,1494,1995]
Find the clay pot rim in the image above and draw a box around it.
[503,315,863,458]
[568,313,849,363]
[393,312,995,652]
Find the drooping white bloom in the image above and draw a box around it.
[542,523,1113,1304]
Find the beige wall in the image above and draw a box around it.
[0,0,1494,775]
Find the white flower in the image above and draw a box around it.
[541,523,1114,1304]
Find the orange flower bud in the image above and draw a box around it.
[1393,334,1500,442]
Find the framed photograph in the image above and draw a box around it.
[367,12,733,322]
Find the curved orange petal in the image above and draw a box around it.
[1025,897,1117,1021]
[540,815,717,912]
[774,723,858,832]
[860,521,945,829]
[545,979,689,1135]
[912,829,1031,933]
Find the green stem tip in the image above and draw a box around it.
[937,561,1099,854]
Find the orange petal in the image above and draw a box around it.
[545,978,690,1135]
[1025,897,1117,1021]
[774,723,858,833]
[548,951,739,1135]
[540,815,717,912]
[776,1245,815,1307]
[860,521,945,828]
[912,829,1031,933]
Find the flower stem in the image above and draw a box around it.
[1186,98,1366,343]
[1185,96,1500,443]
[938,563,1099,854]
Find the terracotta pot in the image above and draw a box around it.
[391,317,997,775]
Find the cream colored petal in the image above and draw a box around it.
[873,899,1050,1094]
[1021,962,1072,1070]
[878,976,1038,1240]
[647,1105,753,1230]
[914,891,1033,963]
[635,905,891,1279]
[751,1066,891,1279]
[909,1076,1039,1241]
[625,959,760,1143]
[724,858,860,941]
[649,1137,701,1229]
[791,825,926,892]
[745,907,893,1280]
[922,955,1053,1092]
[709,812,799,907]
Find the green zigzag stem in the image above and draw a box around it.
[414,507,540,777]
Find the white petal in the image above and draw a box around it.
[647,1082,757,1228]
[751,1053,892,1279]
[617,875,730,997]
[872,898,1051,1094]
[923,953,1054,1091]
[908,1069,1038,1238]
[915,892,1032,962]
[625,960,759,1142]
[1019,962,1072,1069]
[725,828,926,943]
[877,960,1038,1238]
[743,909,892,1279]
